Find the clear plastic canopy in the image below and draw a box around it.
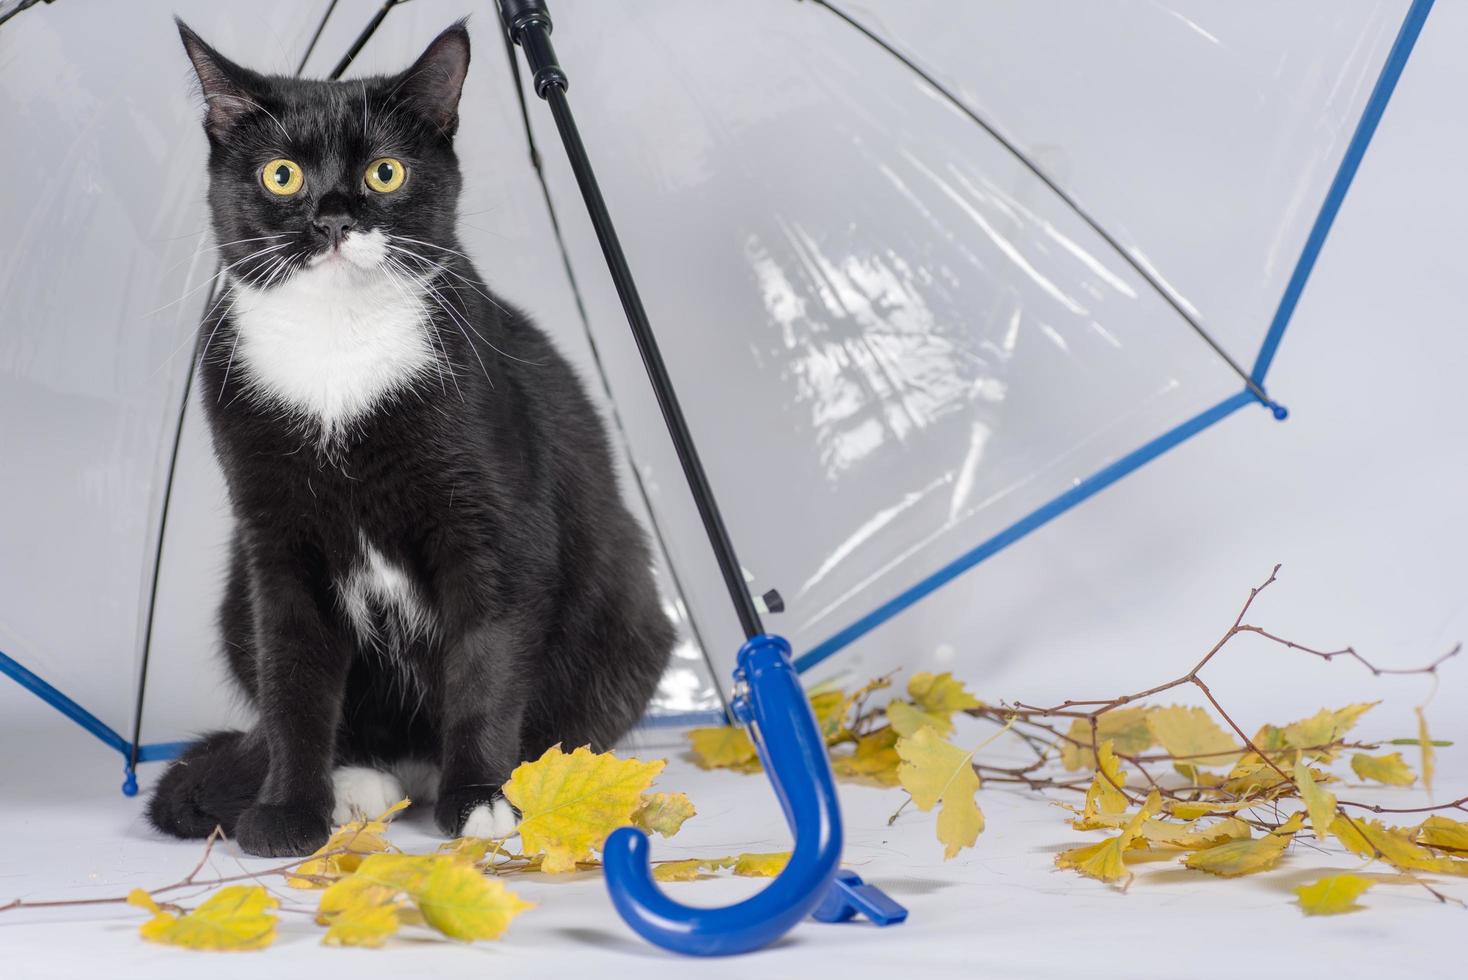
[0,0,1426,771]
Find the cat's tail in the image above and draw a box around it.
[146,729,268,839]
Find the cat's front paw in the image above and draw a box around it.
[235,803,332,857]
[435,787,519,839]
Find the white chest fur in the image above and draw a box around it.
[337,533,436,648]
[230,230,434,441]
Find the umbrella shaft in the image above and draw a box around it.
[503,1,766,643]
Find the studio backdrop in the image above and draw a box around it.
[0,0,1431,788]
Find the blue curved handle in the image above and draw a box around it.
[603,634,843,956]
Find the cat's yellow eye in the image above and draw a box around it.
[365,157,406,193]
[261,159,304,196]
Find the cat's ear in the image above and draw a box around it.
[393,22,471,137]
[176,19,260,141]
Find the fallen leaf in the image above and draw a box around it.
[888,699,954,738]
[1074,740,1129,829]
[907,672,982,715]
[1059,708,1153,772]
[1146,705,1238,766]
[317,853,532,944]
[1416,706,1435,796]
[832,727,901,787]
[321,898,404,948]
[809,689,853,745]
[1055,792,1161,885]
[1137,817,1251,851]
[632,792,696,838]
[438,837,513,865]
[1266,703,1376,760]
[503,745,665,873]
[1295,758,1337,840]
[896,727,983,858]
[1165,799,1260,821]
[1184,813,1303,877]
[732,852,790,877]
[1329,815,1468,875]
[414,857,535,941]
[1417,815,1468,853]
[1222,761,1293,797]
[130,885,278,952]
[1296,873,1374,915]
[686,726,760,772]
[316,873,401,928]
[288,798,408,888]
[652,859,714,882]
[1349,752,1415,787]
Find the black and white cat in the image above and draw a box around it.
[147,20,674,857]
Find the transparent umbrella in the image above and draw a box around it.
[0,0,1433,956]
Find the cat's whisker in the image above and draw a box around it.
[144,241,294,318]
[386,237,515,303]
[392,249,522,329]
[151,241,302,378]
[381,258,459,403]
[416,274,495,391]
[382,244,546,370]
[217,251,298,397]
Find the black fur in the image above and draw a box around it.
[148,21,674,856]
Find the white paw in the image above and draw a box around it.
[461,798,518,839]
[331,765,405,824]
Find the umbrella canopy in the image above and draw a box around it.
[0,0,1430,783]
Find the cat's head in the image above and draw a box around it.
[177,19,470,288]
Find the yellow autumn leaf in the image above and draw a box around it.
[439,836,513,865]
[1146,705,1238,767]
[316,873,400,926]
[1055,792,1162,885]
[1136,816,1251,852]
[288,798,408,888]
[1296,873,1374,916]
[1184,813,1303,877]
[1295,758,1337,841]
[1416,706,1434,795]
[1329,815,1467,875]
[1058,708,1153,772]
[1349,752,1415,787]
[651,854,778,881]
[1165,799,1260,821]
[887,699,954,738]
[687,726,760,772]
[317,853,533,944]
[1417,815,1468,853]
[896,727,983,859]
[907,671,982,715]
[414,858,535,941]
[809,689,853,745]
[1074,740,1128,829]
[733,852,791,877]
[502,744,665,873]
[1222,760,1293,797]
[338,852,441,895]
[322,899,404,948]
[130,885,278,952]
[832,727,901,787]
[1273,703,1376,759]
[632,792,696,837]
[652,859,715,882]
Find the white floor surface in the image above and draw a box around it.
[2,675,1465,980]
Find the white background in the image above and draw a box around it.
[2,1,1466,976]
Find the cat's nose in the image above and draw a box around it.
[311,212,356,248]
